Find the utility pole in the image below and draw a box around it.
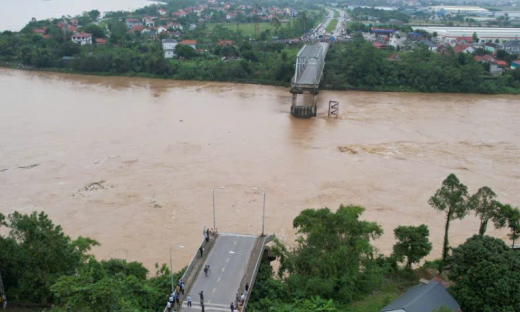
[0,271,6,310]
[262,192,266,236]
[170,248,174,294]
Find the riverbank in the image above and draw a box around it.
[3,61,520,95]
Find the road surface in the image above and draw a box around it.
[181,234,257,312]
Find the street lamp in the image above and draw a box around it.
[170,245,184,293]
[229,250,246,277]
[253,188,266,236]
[211,186,225,231]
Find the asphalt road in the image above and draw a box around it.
[181,234,257,312]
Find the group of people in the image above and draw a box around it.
[166,278,186,312]
[229,282,249,312]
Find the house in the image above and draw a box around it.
[189,24,197,31]
[68,25,78,33]
[179,40,197,49]
[387,53,401,61]
[71,32,92,45]
[372,42,387,49]
[456,36,473,44]
[453,44,474,54]
[126,19,142,29]
[168,23,183,31]
[131,25,144,33]
[489,61,503,76]
[162,39,178,58]
[157,26,167,34]
[475,54,495,63]
[418,39,437,51]
[511,60,520,69]
[95,38,106,45]
[380,279,460,312]
[172,11,188,18]
[388,32,406,50]
[483,42,498,53]
[33,28,46,34]
[143,19,155,28]
[158,8,167,16]
[217,40,234,46]
[502,40,520,55]
[496,60,509,68]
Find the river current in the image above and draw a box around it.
[1,68,519,269]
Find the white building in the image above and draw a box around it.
[427,6,491,15]
[162,39,178,59]
[71,32,92,45]
[412,26,520,44]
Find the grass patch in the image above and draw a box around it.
[206,22,286,36]
[332,8,340,18]
[326,18,338,33]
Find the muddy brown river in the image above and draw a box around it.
[1,68,519,270]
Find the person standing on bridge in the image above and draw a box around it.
[199,291,204,304]
[245,282,249,293]
[230,302,234,312]
[187,295,192,307]
[199,246,203,258]
[166,301,172,312]
[235,293,239,306]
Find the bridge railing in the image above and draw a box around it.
[241,234,275,312]
[163,235,211,312]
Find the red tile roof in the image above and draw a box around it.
[217,40,234,46]
[496,60,508,67]
[68,25,78,32]
[95,38,106,44]
[456,36,472,43]
[453,44,471,54]
[126,18,140,22]
[179,40,197,45]
[372,42,386,49]
[131,25,144,31]
[513,60,520,66]
[33,28,46,34]
[475,54,495,62]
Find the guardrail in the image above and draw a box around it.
[241,234,275,312]
[163,236,209,312]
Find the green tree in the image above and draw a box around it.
[448,235,520,312]
[175,44,197,59]
[392,224,432,269]
[428,174,469,273]
[83,24,105,39]
[88,10,101,21]
[0,212,98,304]
[469,186,502,235]
[496,204,520,247]
[272,205,383,302]
[472,32,479,43]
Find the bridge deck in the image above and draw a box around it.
[292,42,329,90]
[181,234,257,312]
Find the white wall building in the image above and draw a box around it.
[162,39,178,59]
[71,32,92,45]
[413,26,520,44]
[427,6,491,15]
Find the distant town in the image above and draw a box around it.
[1,0,520,91]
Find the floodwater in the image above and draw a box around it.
[1,68,519,271]
[0,0,160,31]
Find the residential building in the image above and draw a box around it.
[217,40,234,46]
[162,39,178,58]
[126,19,142,29]
[387,53,401,61]
[483,42,498,53]
[71,32,92,45]
[511,60,520,69]
[418,39,437,51]
[380,279,460,312]
[475,54,495,63]
[179,40,197,49]
[143,19,155,28]
[95,38,106,45]
[453,44,475,54]
[503,40,520,55]
[168,23,183,31]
